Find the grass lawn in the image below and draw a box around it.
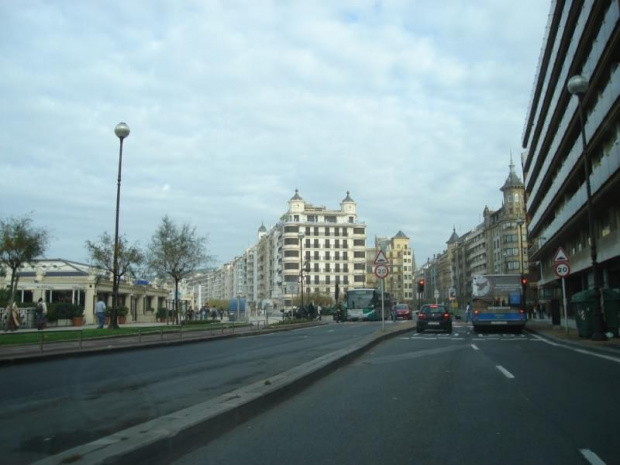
[0,322,240,346]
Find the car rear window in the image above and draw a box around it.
[422,306,446,313]
[395,304,409,310]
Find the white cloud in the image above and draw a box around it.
[0,0,549,267]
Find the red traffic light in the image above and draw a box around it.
[521,277,528,286]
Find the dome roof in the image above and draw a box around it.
[342,191,354,203]
[290,189,303,201]
[258,222,267,233]
[501,159,524,191]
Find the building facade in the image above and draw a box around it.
[367,231,416,303]
[522,0,620,304]
[188,191,369,311]
[7,259,169,325]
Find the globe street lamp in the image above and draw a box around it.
[567,75,606,341]
[111,122,130,329]
[298,231,304,315]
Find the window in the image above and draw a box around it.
[343,252,348,260]
[314,251,319,260]
[354,275,364,282]
[314,239,319,247]
[305,251,310,260]
[334,252,340,260]
[306,227,311,235]
[314,227,319,235]
[284,263,299,270]
[284,250,298,257]
[294,215,299,222]
[349,217,354,223]
[335,240,340,248]
[314,263,319,272]
[343,264,349,272]
[353,228,364,234]
[314,275,319,284]
[354,251,365,258]
[335,264,340,272]
[284,226,299,233]
[325,251,331,260]
[326,216,337,223]
[326,276,331,285]
[354,239,364,246]
[342,240,348,248]
[325,264,331,272]
[325,239,330,248]
[354,263,365,270]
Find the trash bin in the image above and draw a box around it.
[571,291,594,338]
[571,289,620,338]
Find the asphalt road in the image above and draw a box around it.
[1,320,394,464]
[175,324,620,465]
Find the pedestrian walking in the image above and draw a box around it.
[465,302,471,323]
[317,305,322,321]
[95,296,106,329]
[36,298,47,330]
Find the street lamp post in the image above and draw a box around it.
[517,219,527,314]
[298,232,304,315]
[567,75,606,341]
[111,122,130,329]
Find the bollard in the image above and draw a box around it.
[79,331,83,349]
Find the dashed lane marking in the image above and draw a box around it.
[496,365,515,379]
[471,344,479,351]
[579,449,606,465]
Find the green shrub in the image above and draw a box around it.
[47,302,84,321]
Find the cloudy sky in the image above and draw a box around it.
[1,0,550,268]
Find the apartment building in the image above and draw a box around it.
[367,232,416,303]
[522,0,620,301]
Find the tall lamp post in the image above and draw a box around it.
[111,122,130,329]
[298,232,305,314]
[517,219,527,313]
[567,75,606,341]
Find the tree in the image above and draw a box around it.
[0,216,49,304]
[85,232,144,328]
[147,216,210,323]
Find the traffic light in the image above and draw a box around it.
[521,277,528,287]
[417,279,425,293]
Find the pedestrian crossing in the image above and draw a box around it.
[402,330,535,341]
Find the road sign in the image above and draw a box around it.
[374,250,389,265]
[434,289,439,299]
[554,247,569,263]
[374,264,389,279]
[554,262,571,278]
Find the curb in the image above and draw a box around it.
[32,325,413,465]
[0,322,325,367]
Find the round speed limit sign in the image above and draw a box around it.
[374,264,389,279]
[554,262,570,278]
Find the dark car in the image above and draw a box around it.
[416,304,452,333]
[394,303,413,320]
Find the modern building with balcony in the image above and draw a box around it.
[522,0,620,303]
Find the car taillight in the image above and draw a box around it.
[443,313,450,320]
[474,310,479,315]
[418,313,425,320]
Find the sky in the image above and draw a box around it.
[0,0,551,268]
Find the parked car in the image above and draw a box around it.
[393,303,413,320]
[416,304,452,333]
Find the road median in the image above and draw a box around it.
[33,322,413,465]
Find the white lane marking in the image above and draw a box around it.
[471,344,479,351]
[327,330,335,333]
[579,449,606,465]
[532,335,620,363]
[573,349,620,364]
[496,365,515,379]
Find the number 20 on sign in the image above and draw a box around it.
[375,264,389,279]
[554,262,570,278]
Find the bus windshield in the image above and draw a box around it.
[347,289,374,309]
